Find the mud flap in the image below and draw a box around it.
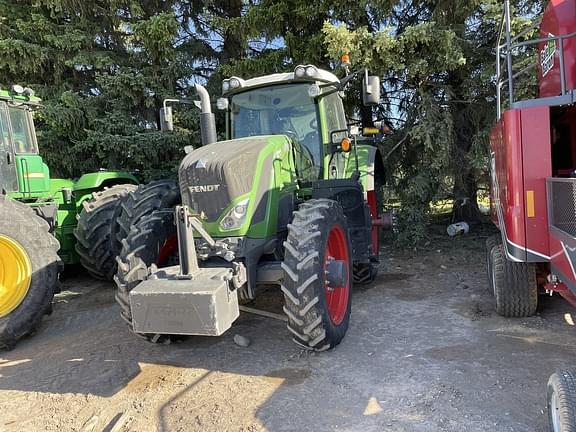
[129,266,239,336]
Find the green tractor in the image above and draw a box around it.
[0,85,139,349]
[115,65,387,350]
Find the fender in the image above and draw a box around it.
[72,171,138,193]
[345,143,385,197]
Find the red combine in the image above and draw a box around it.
[488,2,576,428]
[487,0,576,318]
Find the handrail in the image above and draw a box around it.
[496,0,576,119]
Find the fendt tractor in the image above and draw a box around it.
[487,1,576,428]
[114,64,388,350]
[0,85,140,349]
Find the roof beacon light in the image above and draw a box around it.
[340,54,350,65]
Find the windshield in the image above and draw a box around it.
[230,84,322,170]
[9,107,37,154]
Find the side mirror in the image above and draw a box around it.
[160,106,174,131]
[363,75,380,106]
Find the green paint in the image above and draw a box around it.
[1,89,138,265]
[199,135,298,239]
[73,172,138,192]
[192,80,378,244]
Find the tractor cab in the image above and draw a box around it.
[0,86,48,196]
[219,66,352,182]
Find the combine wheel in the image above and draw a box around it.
[0,197,61,349]
[115,180,180,244]
[115,209,177,342]
[281,198,352,351]
[548,369,576,432]
[74,184,137,280]
[489,243,537,317]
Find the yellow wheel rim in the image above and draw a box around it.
[0,235,32,317]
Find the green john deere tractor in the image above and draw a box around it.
[0,85,139,349]
[115,65,388,350]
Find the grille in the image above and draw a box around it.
[548,178,576,237]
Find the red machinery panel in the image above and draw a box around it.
[490,109,527,261]
[539,0,576,97]
[521,106,552,260]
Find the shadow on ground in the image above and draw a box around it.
[1,234,575,431]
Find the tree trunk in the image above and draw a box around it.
[448,72,482,224]
[452,164,482,224]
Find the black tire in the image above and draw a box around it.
[0,197,61,349]
[353,260,379,285]
[74,184,137,280]
[548,369,576,432]
[486,234,501,293]
[353,181,383,285]
[281,198,353,351]
[490,243,538,317]
[115,180,180,245]
[114,209,177,341]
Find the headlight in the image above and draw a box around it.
[222,80,230,93]
[11,85,24,94]
[294,65,306,78]
[229,77,242,89]
[305,66,318,78]
[220,198,249,231]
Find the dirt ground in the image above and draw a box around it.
[1,230,575,432]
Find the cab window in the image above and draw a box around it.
[230,84,322,174]
[9,108,37,154]
[0,103,11,153]
[322,92,347,143]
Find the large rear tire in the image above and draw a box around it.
[0,197,61,349]
[489,243,538,317]
[114,209,177,341]
[74,184,137,280]
[281,199,352,351]
[115,180,180,245]
[548,369,576,432]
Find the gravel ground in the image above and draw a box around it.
[0,233,574,432]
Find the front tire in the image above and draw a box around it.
[489,243,538,317]
[0,198,61,349]
[548,369,576,432]
[115,180,180,245]
[74,184,137,280]
[281,199,352,351]
[115,209,177,341]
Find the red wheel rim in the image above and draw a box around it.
[324,224,350,325]
[157,234,178,266]
[367,190,380,256]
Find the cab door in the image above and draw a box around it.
[0,102,18,193]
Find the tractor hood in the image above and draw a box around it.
[178,135,294,238]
